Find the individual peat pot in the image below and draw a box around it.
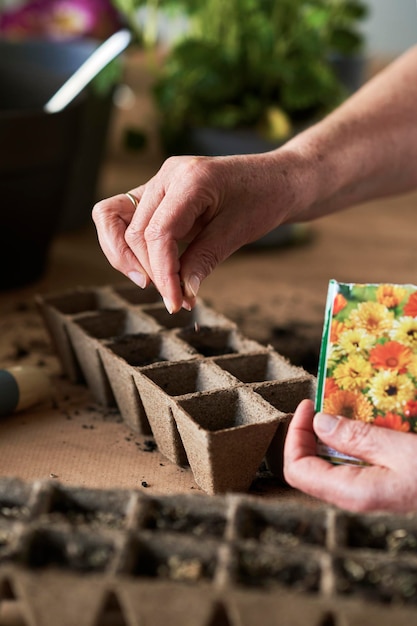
[232,500,328,548]
[232,544,322,592]
[136,360,236,464]
[100,333,195,434]
[335,511,417,554]
[139,493,228,539]
[176,326,264,358]
[36,287,144,382]
[65,311,157,406]
[45,483,131,530]
[172,387,282,494]
[253,377,316,413]
[69,308,155,340]
[213,350,306,383]
[36,293,83,384]
[23,527,117,573]
[107,283,163,307]
[121,531,221,584]
[103,333,195,368]
[333,554,417,605]
[254,377,317,481]
[96,348,149,435]
[141,299,235,332]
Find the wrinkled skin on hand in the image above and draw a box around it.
[92,152,304,313]
[284,399,417,513]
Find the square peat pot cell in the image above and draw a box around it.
[44,484,131,531]
[100,334,195,435]
[334,554,417,606]
[104,333,195,368]
[232,543,322,593]
[36,288,120,383]
[70,308,155,341]
[172,387,282,495]
[253,377,316,414]
[135,360,236,464]
[233,500,328,548]
[253,377,316,481]
[106,283,162,307]
[140,493,228,539]
[123,532,220,584]
[64,309,155,407]
[37,287,107,317]
[176,326,264,358]
[23,527,117,573]
[141,299,234,332]
[0,478,33,522]
[336,512,417,555]
[213,351,307,384]
[140,360,235,398]
[64,311,148,406]
[0,520,20,562]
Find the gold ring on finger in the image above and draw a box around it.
[125,191,139,209]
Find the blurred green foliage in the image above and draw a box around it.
[113,0,368,151]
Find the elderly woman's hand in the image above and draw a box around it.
[92,152,302,313]
[284,399,417,513]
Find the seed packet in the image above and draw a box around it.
[315,279,417,465]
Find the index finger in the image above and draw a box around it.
[92,192,150,287]
[126,185,217,313]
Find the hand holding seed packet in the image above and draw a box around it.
[284,280,417,513]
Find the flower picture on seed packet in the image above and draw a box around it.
[315,280,417,465]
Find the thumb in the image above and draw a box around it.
[314,413,414,470]
[180,214,249,302]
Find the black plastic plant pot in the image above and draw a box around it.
[0,103,83,289]
[0,38,114,290]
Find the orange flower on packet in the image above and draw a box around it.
[315,280,417,465]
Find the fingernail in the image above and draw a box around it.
[163,297,173,314]
[314,412,339,434]
[128,271,146,289]
[182,299,192,311]
[188,274,200,298]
